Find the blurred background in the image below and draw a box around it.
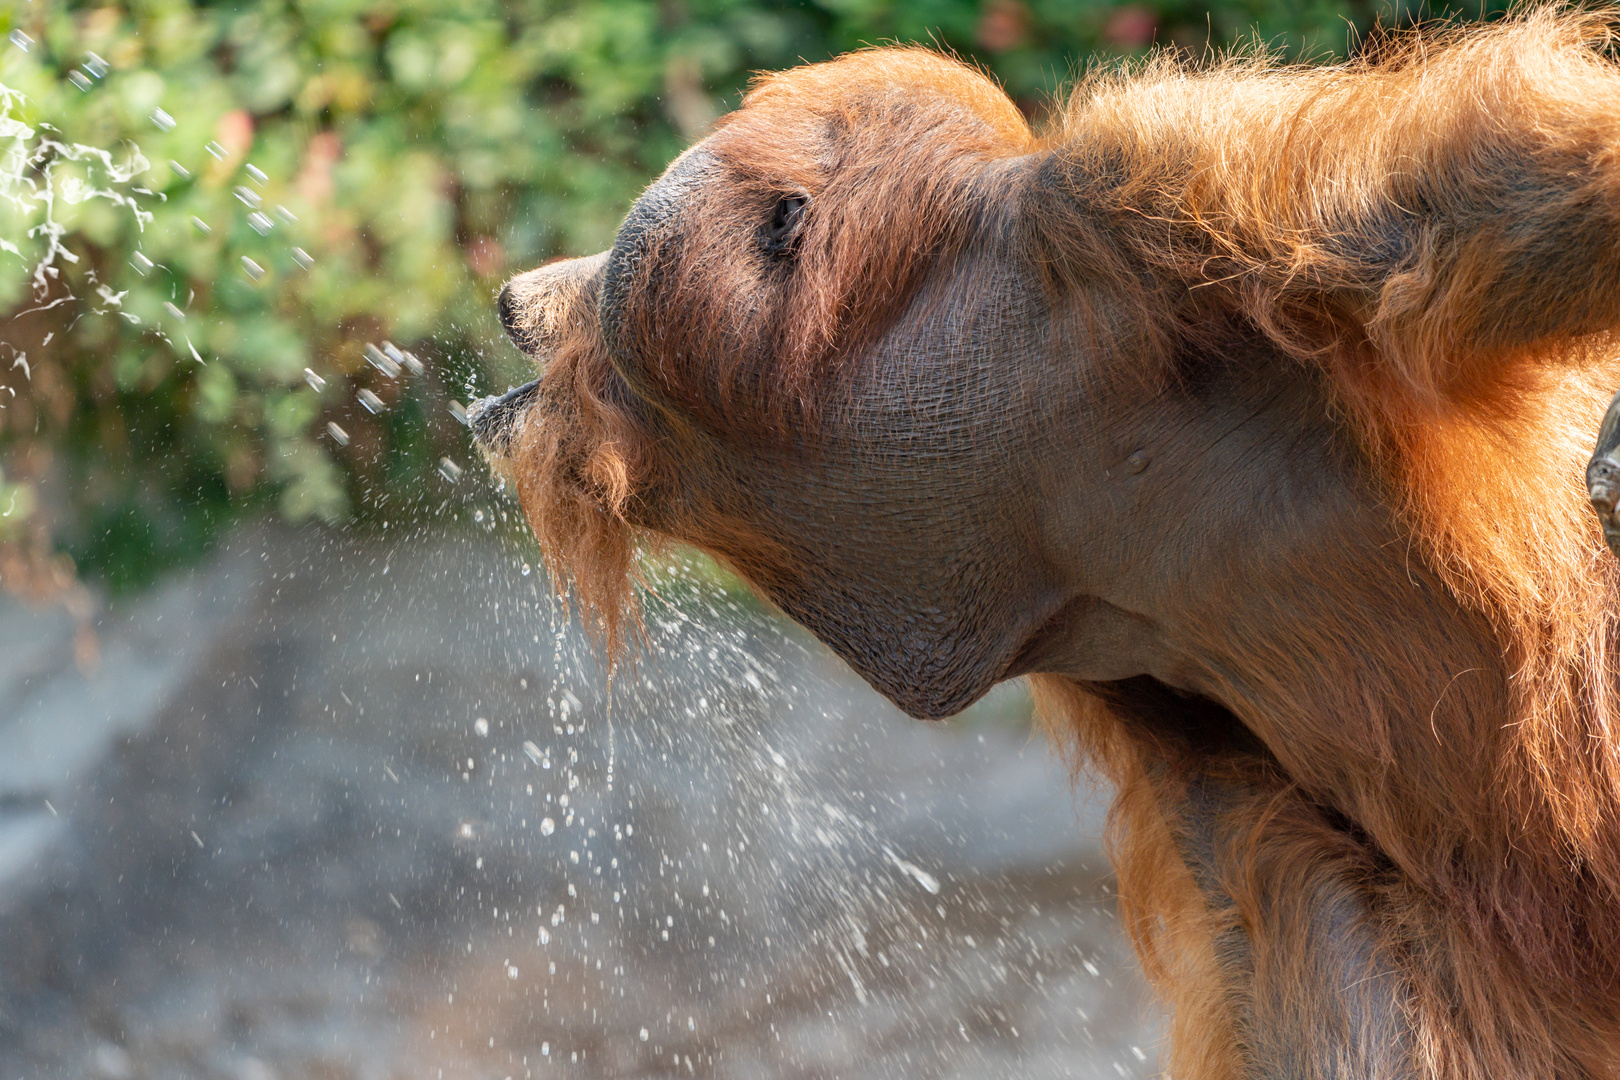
[0,1,1506,1077]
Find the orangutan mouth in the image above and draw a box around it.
[467,379,540,458]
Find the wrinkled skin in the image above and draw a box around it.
[477,26,1620,1079]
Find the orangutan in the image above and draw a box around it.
[474,10,1620,1077]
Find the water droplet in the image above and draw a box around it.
[473,717,489,737]
[189,216,210,234]
[169,160,191,179]
[205,141,228,160]
[521,563,531,576]
[522,740,543,764]
[473,509,485,523]
[541,1042,549,1056]
[537,929,550,946]
[449,400,469,426]
[291,247,314,270]
[539,817,555,836]
[639,1029,649,1043]
[325,421,349,446]
[8,30,31,53]
[885,848,940,894]
[506,964,519,980]
[130,251,153,276]
[240,256,265,281]
[437,457,463,482]
[245,163,268,184]
[247,210,273,235]
[68,70,92,92]
[364,343,400,378]
[275,204,297,224]
[357,388,384,414]
[233,185,262,209]
[304,368,326,392]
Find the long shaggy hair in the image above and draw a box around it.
[508,10,1620,1075]
[1028,11,1620,1077]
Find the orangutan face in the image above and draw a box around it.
[485,163,1078,718]
[474,50,1377,722]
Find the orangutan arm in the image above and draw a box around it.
[1053,9,1620,408]
[1165,772,1419,1080]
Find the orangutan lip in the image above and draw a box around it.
[467,379,541,457]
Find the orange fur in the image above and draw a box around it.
[505,11,1620,1075]
[1026,15,1620,1076]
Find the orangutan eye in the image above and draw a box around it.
[764,193,810,256]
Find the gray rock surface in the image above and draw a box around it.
[0,522,1161,1078]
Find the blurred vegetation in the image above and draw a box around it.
[0,0,1505,594]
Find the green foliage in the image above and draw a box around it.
[0,0,1501,592]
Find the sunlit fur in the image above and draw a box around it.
[1029,13,1620,1077]
[509,10,1620,1076]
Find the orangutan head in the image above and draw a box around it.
[478,49,1092,719]
[474,23,1620,734]
[478,17,1620,1079]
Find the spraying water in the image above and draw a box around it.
[0,39,1158,1080]
[0,78,151,368]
